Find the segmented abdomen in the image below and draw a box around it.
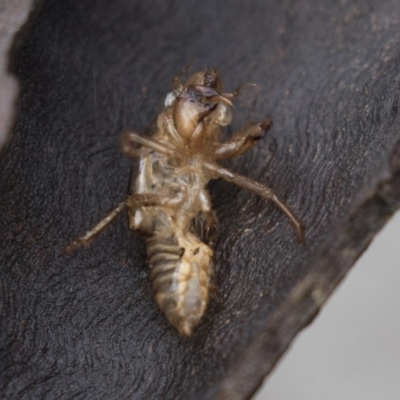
[146,232,213,336]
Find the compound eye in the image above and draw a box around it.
[165,91,178,107]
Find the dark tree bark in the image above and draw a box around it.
[1,1,400,399]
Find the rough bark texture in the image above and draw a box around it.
[1,1,400,399]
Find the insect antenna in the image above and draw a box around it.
[171,60,194,87]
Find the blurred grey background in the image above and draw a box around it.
[255,212,400,400]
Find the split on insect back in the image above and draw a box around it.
[65,66,304,336]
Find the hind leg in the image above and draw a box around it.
[65,201,127,252]
[203,161,304,241]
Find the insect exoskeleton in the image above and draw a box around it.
[66,67,304,336]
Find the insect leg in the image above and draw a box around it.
[203,161,304,241]
[213,119,273,160]
[121,131,182,159]
[65,201,127,253]
[224,82,256,99]
[127,193,184,208]
[126,193,185,233]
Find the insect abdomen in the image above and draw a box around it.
[146,233,212,336]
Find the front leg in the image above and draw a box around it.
[213,119,272,160]
[223,82,256,99]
